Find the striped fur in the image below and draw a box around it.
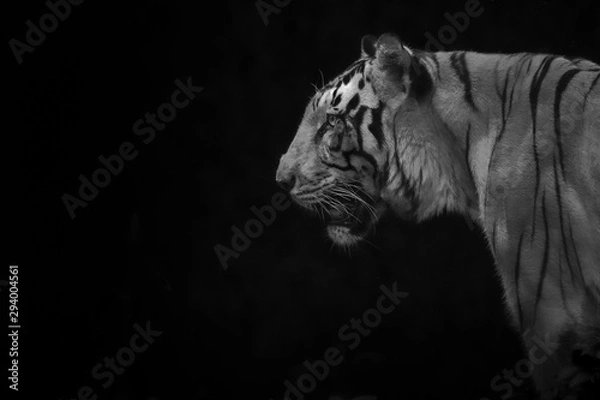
[276,34,600,398]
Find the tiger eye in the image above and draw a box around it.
[327,114,337,126]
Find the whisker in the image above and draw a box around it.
[310,83,320,95]
[328,186,378,220]
[327,192,376,221]
[320,197,342,215]
[362,237,382,252]
[340,180,377,201]
[329,241,336,254]
[323,197,363,224]
[349,186,376,204]
[344,243,354,258]
[322,192,362,223]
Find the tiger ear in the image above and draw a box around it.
[374,33,412,78]
[361,35,377,58]
[371,33,420,102]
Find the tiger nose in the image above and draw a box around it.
[276,174,296,192]
[275,158,297,192]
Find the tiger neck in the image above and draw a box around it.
[384,51,529,224]
[425,51,518,225]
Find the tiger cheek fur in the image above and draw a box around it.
[277,33,600,398]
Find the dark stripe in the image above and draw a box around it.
[312,96,319,111]
[409,56,433,100]
[331,86,340,101]
[322,160,353,172]
[499,65,517,132]
[352,106,368,150]
[345,93,360,112]
[529,56,556,241]
[332,95,342,107]
[514,232,525,329]
[344,106,380,177]
[554,69,581,176]
[533,191,550,324]
[391,120,418,214]
[450,52,478,111]
[313,123,329,144]
[318,60,367,93]
[553,156,576,283]
[567,216,585,287]
[393,148,418,215]
[329,119,345,152]
[357,63,366,76]
[378,159,389,188]
[431,53,442,80]
[484,71,512,213]
[516,53,531,74]
[368,102,385,149]
[342,61,366,86]
[491,220,498,256]
[583,73,600,108]
[464,124,476,184]
[353,150,379,176]
[589,72,600,92]
[526,57,533,74]
[507,78,517,117]
[512,55,530,94]
[557,256,573,320]
[499,69,511,126]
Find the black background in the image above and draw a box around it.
[6,0,599,399]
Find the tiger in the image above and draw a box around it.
[275,33,600,399]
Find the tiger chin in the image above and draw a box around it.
[276,33,600,398]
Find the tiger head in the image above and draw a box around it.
[276,34,475,246]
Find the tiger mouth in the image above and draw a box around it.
[293,187,380,245]
[324,198,372,230]
[320,190,377,240]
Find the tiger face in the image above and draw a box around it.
[276,34,461,246]
[276,90,386,246]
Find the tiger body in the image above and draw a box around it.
[276,34,600,398]
[430,52,600,333]
[439,51,600,396]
